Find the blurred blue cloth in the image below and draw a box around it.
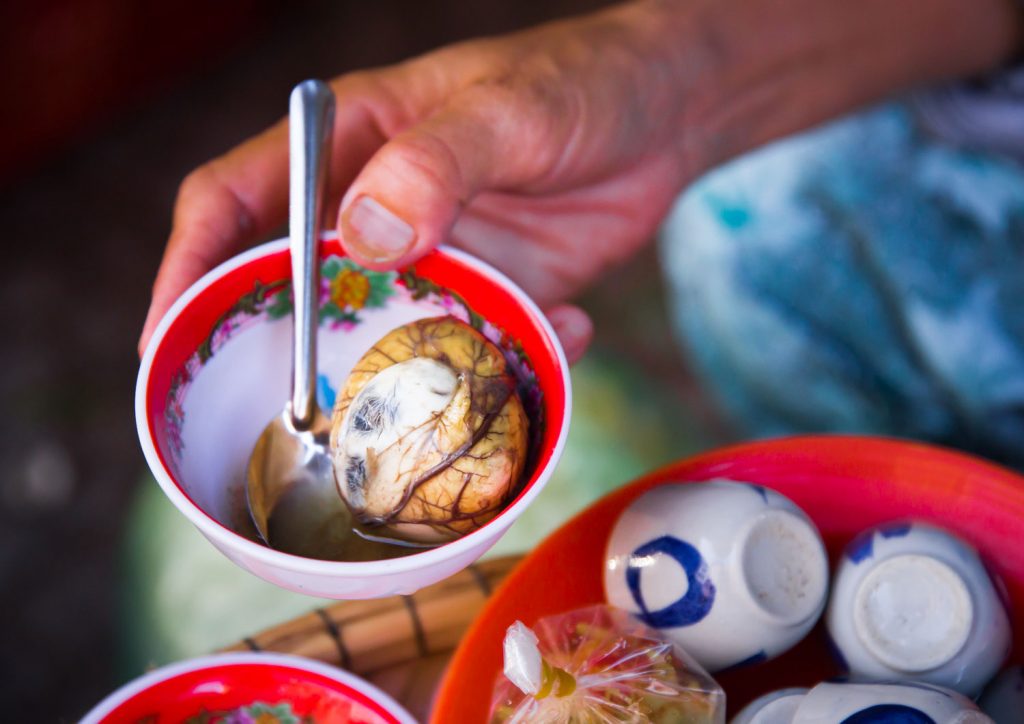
[660,104,1024,467]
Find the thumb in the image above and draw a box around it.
[337,83,565,268]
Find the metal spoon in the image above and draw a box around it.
[245,79,348,558]
[246,81,439,561]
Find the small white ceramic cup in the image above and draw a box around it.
[979,666,1024,724]
[604,479,829,672]
[826,521,1011,696]
[731,688,808,724]
[792,681,990,723]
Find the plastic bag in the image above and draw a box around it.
[489,605,725,723]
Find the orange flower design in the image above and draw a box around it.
[330,268,371,310]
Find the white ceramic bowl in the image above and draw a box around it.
[731,688,808,724]
[792,681,988,723]
[80,652,416,723]
[603,479,829,672]
[826,521,1011,696]
[136,236,571,599]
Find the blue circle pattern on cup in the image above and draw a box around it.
[839,704,935,724]
[625,535,716,628]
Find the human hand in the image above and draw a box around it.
[139,0,1020,360]
[139,2,699,361]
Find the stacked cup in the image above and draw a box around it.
[603,479,1013,721]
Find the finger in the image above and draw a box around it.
[337,78,573,269]
[138,122,289,356]
[546,303,593,365]
[138,80,395,357]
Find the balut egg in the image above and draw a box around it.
[330,316,529,542]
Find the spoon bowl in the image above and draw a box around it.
[246,407,343,556]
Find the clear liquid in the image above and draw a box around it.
[262,481,438,561]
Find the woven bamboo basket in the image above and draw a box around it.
[220,555,520,722]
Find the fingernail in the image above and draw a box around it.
[548,306,593,364]
[550,306,591,341]
[342,195,416,263]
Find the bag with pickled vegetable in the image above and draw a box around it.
[490,605,725,723]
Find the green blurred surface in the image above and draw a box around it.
[119,349,712,674]
[119,472,332,676]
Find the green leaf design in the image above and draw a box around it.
[322,303,359,324]
[513,341,531,367]
[402,270,486,330]
[179,700,303,724]
[399,269,431,301]
[322,256,343,279]
[244,701,301,723]
[265,288,293,320]
[182,708,215,724]
[320,303,346,320]
[364,268,397,308]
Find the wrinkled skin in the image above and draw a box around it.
[330,316,528,542]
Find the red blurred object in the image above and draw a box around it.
[434,435,1024,722]
[0,0,274,186]
[91,657,402,723]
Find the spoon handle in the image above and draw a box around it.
[288,79,335,429]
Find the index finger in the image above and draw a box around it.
[138,73,415,356]
[139,121,290,356]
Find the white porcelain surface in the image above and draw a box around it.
[136,238,570,599]
[604,479,829,672]
[80,652,417,724]
[731,688,808,724]
[793,681,990,724]
[827,521,1011,696]
[979,666,1024,724]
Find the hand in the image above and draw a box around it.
[140,2,698,361]
[139,0,1021,360]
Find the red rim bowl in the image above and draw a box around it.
[80,652,416,723]
[135,237,571,596]
[433,435,1024,722]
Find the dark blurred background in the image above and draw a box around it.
[1,1,730,720]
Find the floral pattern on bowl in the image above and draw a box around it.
[163,255,542,467]
[180,700,307,724]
